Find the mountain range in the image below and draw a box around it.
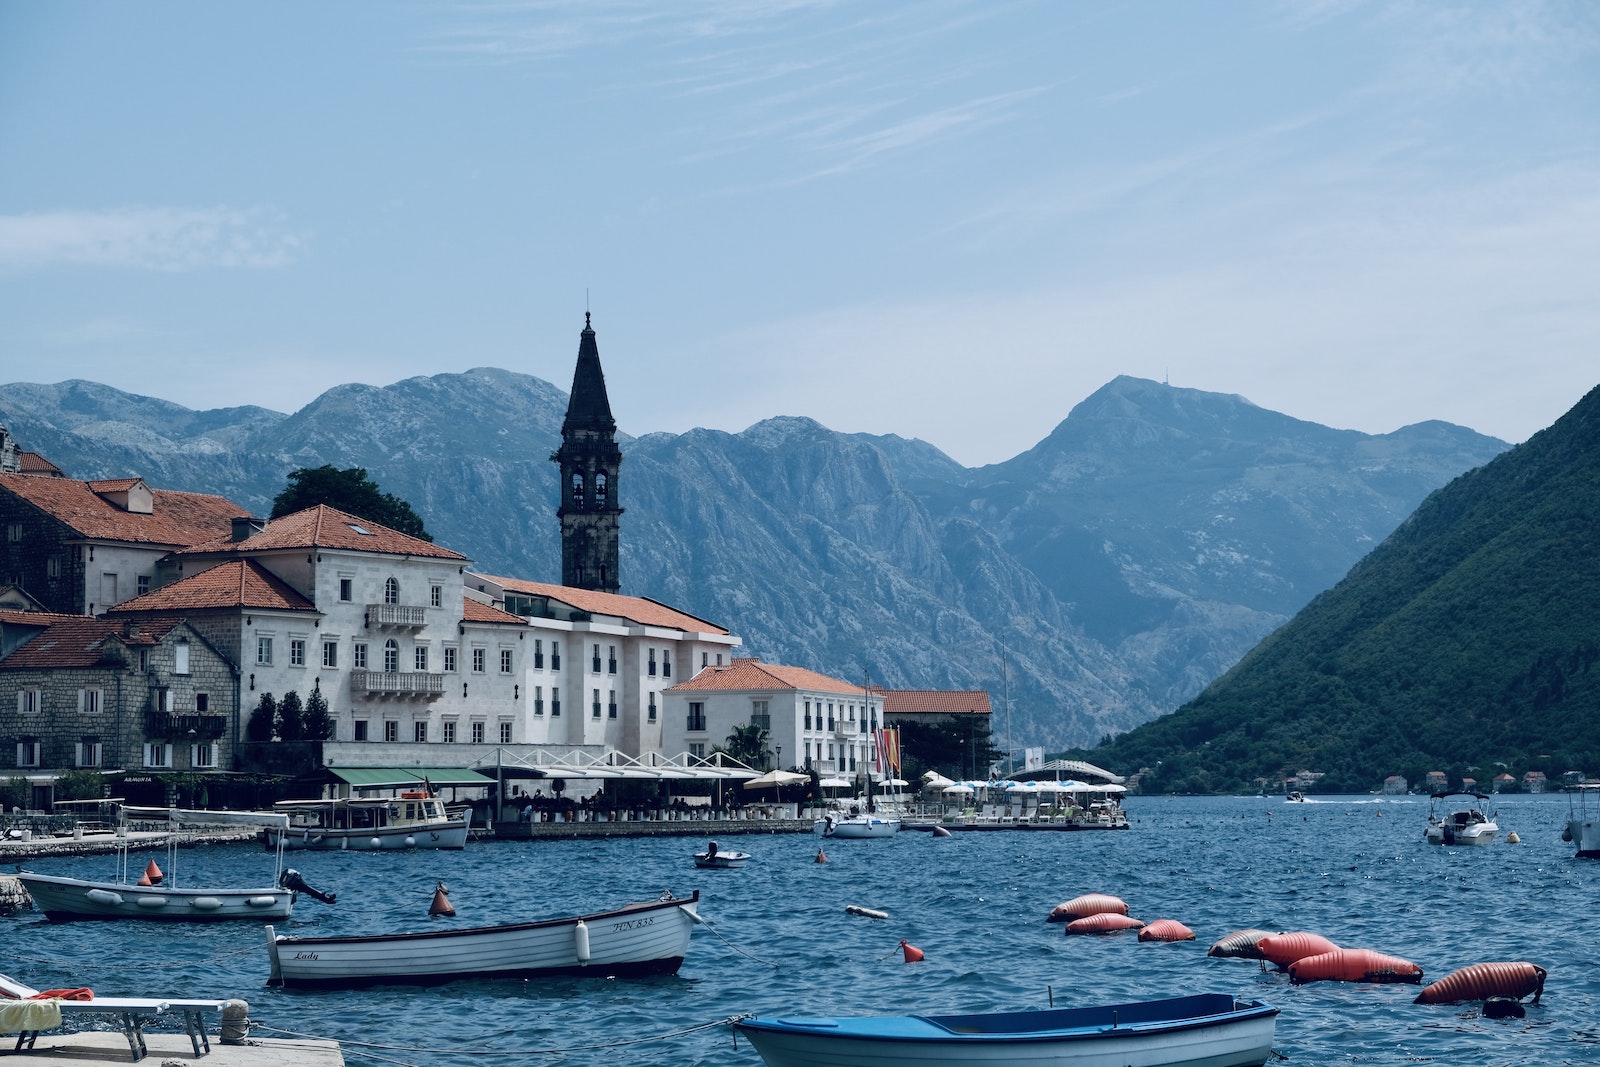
[0,371,1509,750]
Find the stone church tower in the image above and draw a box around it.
[553,313,623,593]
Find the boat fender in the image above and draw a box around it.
[1138,919,1196,942]
[369,837,382,849]
[84,889,124,907]
[1506,831,1520,844]
[845,905,888,920]
[1257,931,1340,970]
[900,940,924,963]
[1561,827,1572,842]
[815,848,828,864]
[1288,948,1423,985]
[574,919,591,963]
[1414,962,1547,1005]
[429,881,455,917]
[1046,893,1128,924]
[191,897,224,911]
[1482,996,1526,1019]
[1064,913,1145,935]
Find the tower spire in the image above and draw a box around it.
[553,313,623,593]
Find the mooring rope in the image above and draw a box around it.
[251,1013,753,1058]
[695,916,780,969]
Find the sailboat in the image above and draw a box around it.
[812,678,901,839]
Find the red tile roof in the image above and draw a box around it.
[0,472,247,546]
[464,598,527,625]
[0,616,181,669]
[107,560,317,614]
[477,574,728,634]
[669,657,862,695]
[181,505,468,561]
[18,452,63,476]
[882,690,993,715]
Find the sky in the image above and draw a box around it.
[1,1,1596,467]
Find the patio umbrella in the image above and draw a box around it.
[818,776,852,789]
[942,784,975,795]
[742,769,810,790]
[921,771,956,790]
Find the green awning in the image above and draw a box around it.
[326,767,495,789]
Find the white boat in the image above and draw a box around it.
[814,811,900,838]
[734,992,1280,1067]
[265,890,702,987]
[17,808,334,922]
[1563,783,1600,857]
[1423,792,1498,846]
[1286,791,1306,803]
[264,790,471,850]
[693,845,750,869]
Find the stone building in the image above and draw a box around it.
[553,313,623,594]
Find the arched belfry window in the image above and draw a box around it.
[572,473,585,508]
[595,472,607,505]
[384,639,399,673]
[384,577,400,605]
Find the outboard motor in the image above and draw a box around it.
[280,868,337,905]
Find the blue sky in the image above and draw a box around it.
[1,1,1595,466]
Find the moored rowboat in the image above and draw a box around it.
[266,890,701,987]
[734,993,1279,1067]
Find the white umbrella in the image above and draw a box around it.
[819,776,852,789]
[942,784,975,795]
[921,771,956,790]
[883,779,910,788]
[741,769,810,790]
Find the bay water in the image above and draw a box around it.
[6,793,1596,1065]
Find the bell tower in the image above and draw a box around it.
[553,313,623,593]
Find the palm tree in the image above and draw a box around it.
[723,723,772,769]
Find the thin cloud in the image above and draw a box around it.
[0,207,307,273]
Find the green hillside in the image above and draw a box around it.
[1079,384,1600,794]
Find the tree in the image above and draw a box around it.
[899,720,1004,780]
[276,691,305,742]
[303,688,334,741]
[271,466,433,542]
[55,770,105,802]
[246,693,278,742]
[722,723,771,769]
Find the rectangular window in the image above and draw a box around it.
[702,652,708,668]
[289,639,306,667]
[323,641,338,668]
[144,743,170,769]
[257,636,273,665]
[551,690,561,716]
[687,701,706,732]
[5,522,20,542]
[717,654,723,665]
[608,689,617,718]
[534,639,544,669]
[46,556,61,578]
[591,644,601,673]
[689,742,706,761]
[17,740,41,767]
[415,721,428,743]
[384,642,399,672]
[101,572,118,606]
[443,720,457,743]
[500,649,513,674]
[415,645,429,672]
[192,743,216,769]
[592,689,601,718]
[751,699,770,732]
[534,686,544,715]
[649,649,657,676]
[18,688,40,715]
[551,641,561,670]
[81,688,102,716]
[805,701,812,730]
[384,721,398,743]
[827,704,835,730]
[76,741,103,768]
[648,692,657,722]
[499,722,512,744]
[472,647,486,673]
[662,652,670,679]
[607,645,617,674]
[137,574,150,596]
[431,585,442,608]
[196,693,209,713]
[354,720,369,742]
[444,646,457,672]
[354,642,368,669]
[471,721,484,744]
[339,578,353,601]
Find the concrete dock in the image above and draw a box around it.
[0,1032,342,1065]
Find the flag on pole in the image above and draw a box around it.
[1025,746,1044,772]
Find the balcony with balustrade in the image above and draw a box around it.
[366,603,427,629]
[351,670,445,700]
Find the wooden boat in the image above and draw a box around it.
[265,890,702,987]
[734,993,1279,1067]
[693,846,750,869]
[16,808,332,922]
[264,791,470,851]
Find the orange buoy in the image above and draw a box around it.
[137,860,163,887]
[1046,893,1129,924]
[1139,919,1196,942]
[900,940,924,963]
[1065,913,1145,935]
[1288,948,1423,985]
[815,848,828,864]
[1208,929,1277,959]
[1415,962,1546,1005]
[1257,931,1340,970]
[428,881,455,917]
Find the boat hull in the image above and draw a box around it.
[17,872,293,922]
[736,994,1278,1067]
[693,852,750,869]
[264,819,470,851]
[1565,785,1600,857]
[267,891,700,987]
[814,816,900,838]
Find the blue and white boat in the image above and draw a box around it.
[734,993,1278,1067]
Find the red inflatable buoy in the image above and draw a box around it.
[428,881,455,917]
[1065,913,1145,935]
[1415,962,1546,1005]
[900,940,924,963]
[1046,893,1129,924]
[1208,929,1277,959]
[1139,919,1196,942]
[1288,948,1423,985]
[137,860,163,887]
[1256,931,1339,970]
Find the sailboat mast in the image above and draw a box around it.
[1003,647,1013,777]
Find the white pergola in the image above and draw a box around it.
[472,747,760,783]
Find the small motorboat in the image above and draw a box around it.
[734,993,1279,1067]
[1285,791,1305,803]
[693,843,750,869]
[1424,792,1498,846]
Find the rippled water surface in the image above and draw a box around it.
[6,794,1597,1066]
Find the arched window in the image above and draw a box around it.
[384,577,400,605]
[595,472,607,505]
[384,639,399,673]
[571,473,585,508]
